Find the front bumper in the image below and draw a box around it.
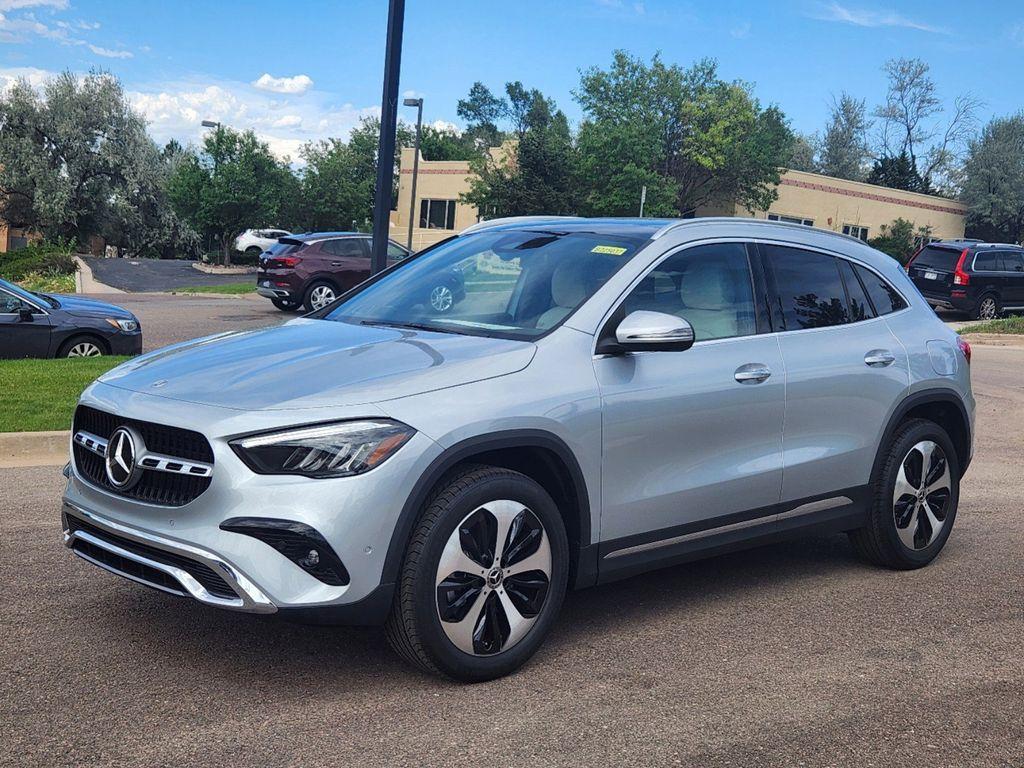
[61,383,444,622]
[107,331,143,356]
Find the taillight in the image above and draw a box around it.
[272,256,302,268]
[957,336,971,365]
[953,248,970,285]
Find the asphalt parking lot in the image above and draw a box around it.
[83,257,257,293]
[2,340,1022,767]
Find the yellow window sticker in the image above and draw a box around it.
[591,245,628,255]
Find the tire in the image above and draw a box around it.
[386,465,569,682]
[271,297,302,312]
[849,418,960,570]
[304,280,338,312]
[57,335,106,358]
[245,246,263,260]
[972,293,1000,320]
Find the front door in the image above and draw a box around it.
[0,290,52,359]
[595,242,785,550]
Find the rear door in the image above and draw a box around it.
[323,238,371,291]
[763,244,910,504]
[908,244,962,301]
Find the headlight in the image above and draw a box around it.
[230,419,415,478]
[106,318,139,333]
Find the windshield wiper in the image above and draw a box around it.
[359,319,457,334]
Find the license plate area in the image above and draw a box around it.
[924,271,938,280]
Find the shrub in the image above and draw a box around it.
[0,238,77,282]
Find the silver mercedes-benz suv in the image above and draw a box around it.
[62,217,974,681]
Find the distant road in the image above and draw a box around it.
[84,257,252,293]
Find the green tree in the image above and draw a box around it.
[460,83,577,217]
[298,116,412,232]
[818,93,871,180]
[0,70,196,256]
[574,52,794,216]
[457,82,507,147]
[866,153,927,193]
[167,127,300,264]
[787,133,818,173]
[868,218,933,264]
[960,113,1024,244]
[417,124,481,161]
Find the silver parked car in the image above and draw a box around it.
[62,217,975,681]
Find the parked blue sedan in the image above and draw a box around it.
[0,277,142,359]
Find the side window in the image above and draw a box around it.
[1003,251,1024,273]
[0,291,25,313]
[973,251,1000,271]
[324,239,364,258]
[854,264,907,315]
[764,245,849,330]
[623,242,757,342]
[387,243,408,259]
[838,259,876,322]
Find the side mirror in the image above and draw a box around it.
[600,310,695,354]
[18,307,34,322]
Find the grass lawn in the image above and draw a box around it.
[0,356,128,432]
[173,282,255,295]
[959,317,1024,335]
[15,269,77,294]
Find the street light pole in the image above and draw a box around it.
[201,119,222,174]
[370,0,406,275]
[403,97,423,253]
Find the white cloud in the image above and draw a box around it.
[731,21,751,38]
[88,43,132,59]
[0,0,68,10]
[1010,23,1024,47]
[127,76,378,161]
[809,2,947,33]
[0,65,54,93]
[252,73,313,95]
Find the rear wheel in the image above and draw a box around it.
[386,465,569,682]
[972,294,1000,320]
[849,418,959,569]
[304,281,338,312]
[428,283,454,313]
[57,335,106,358]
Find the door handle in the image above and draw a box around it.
[864,349,896,367]
[330,261,344,267]
[734,363,772,384]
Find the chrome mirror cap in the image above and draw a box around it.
[613,311,695,352]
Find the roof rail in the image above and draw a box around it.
[650,216,868,245]
[459,216,583,235]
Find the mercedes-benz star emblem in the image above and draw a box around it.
[104,427,140,489]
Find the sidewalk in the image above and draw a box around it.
[74,255,124,293]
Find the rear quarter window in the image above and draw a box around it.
[855,264,907,315]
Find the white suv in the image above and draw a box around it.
[233,228,291,259]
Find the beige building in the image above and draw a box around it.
[391,150,967,249]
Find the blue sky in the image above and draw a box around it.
[2,0,1022,159]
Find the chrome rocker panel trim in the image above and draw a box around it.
[62,501,277,614]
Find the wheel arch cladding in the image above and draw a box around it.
[880,390,971,477]
[381,430,592,590]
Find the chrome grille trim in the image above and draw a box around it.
[73,430,108,457]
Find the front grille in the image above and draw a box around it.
[72,405,214,506]
[67,515,237,600]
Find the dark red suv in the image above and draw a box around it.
[256,233,417,312]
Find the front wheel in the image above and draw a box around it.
[58,336,105,358]
[849,418,959,569]
[386,465,569,681]
[428,283,454,313]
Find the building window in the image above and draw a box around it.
[767,213,814,227]
[420,199,456,230]
[842,224,870,241]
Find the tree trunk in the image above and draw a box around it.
[222,232,232,266]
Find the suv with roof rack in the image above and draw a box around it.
[907,240,1024,319]
[63,216,974,681]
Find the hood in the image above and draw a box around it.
[50,294,135,319]
[97,318,536,411]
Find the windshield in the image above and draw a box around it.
[323,229,647,339]
[0,277,51,307]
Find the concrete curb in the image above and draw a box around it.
[192,262,256,275]
[73,255,125,294]
[0,430,70,468]
[960,332,1024,347]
